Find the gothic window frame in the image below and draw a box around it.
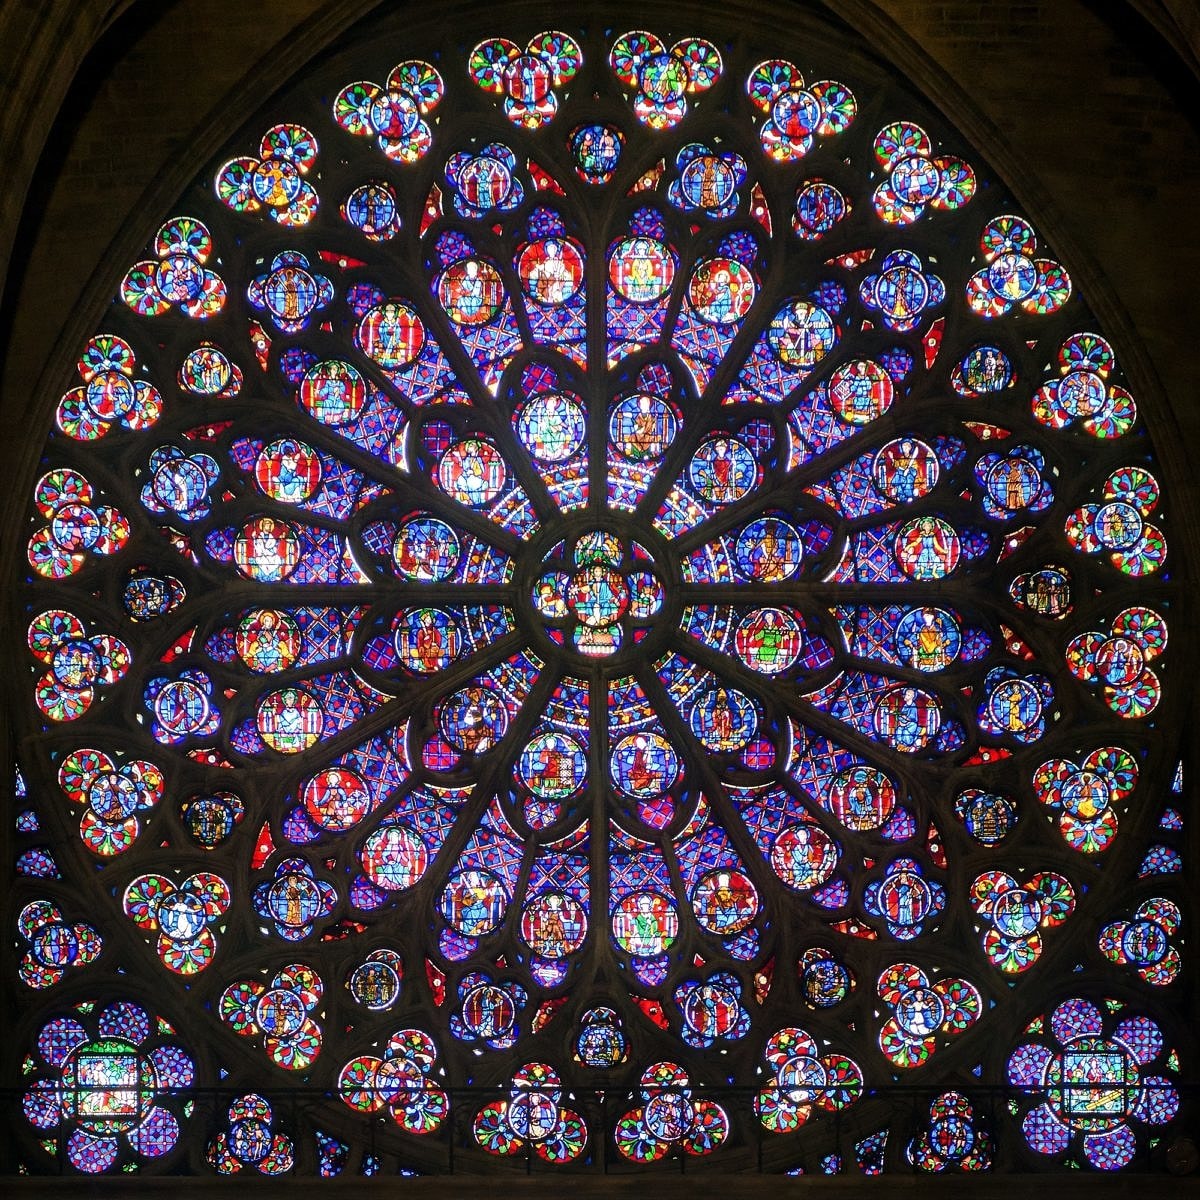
[2,0,1194,1182]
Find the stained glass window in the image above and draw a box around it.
[8,17,1186,1178]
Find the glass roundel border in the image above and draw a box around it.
[9,18,1187,1177]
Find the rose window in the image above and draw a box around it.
[9,17,1184,1179]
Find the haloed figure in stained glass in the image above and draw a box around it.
[11,19,1181,1180]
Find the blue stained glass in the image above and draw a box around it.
[315,1131,349,1176]
[855,1130,887,1174]
[863,857,946,938]
[1138,845,1181,877]
[12,20,1182,1180]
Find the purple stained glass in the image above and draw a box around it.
[10,17,1181,1181]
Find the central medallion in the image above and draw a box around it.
[569,562,630,628]
[533,529,664,658]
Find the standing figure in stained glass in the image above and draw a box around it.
[528,894,567,956]
[913,517,953,577]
